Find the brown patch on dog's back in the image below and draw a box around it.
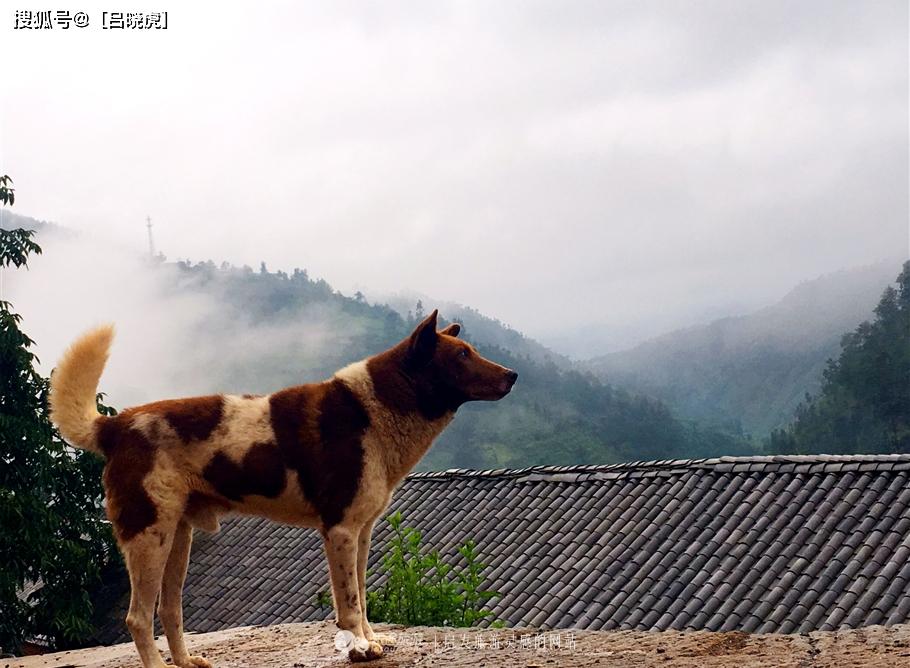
[269,380,369,529]
[317,380,369,527]
[124,395,224,443]
[96,418,158,541]
[202,441,287,501]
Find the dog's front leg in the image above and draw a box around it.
[323,525,383,661]
[356,519,377,642]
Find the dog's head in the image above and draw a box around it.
[374,310,516,418]
[405,309,517,401]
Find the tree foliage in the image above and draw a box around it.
[767,261,910,454]
[0,175,14,206]
[0,204,116,653]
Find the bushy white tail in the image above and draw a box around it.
[49,324,115,454]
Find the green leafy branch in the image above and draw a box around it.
[317,512,501,628]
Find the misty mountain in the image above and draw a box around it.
[768,261,910,455]
[165,259,756,469]
[6,219,756,469]
[1,211,65,236]
[584,260,903,437]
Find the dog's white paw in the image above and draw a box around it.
[348,640,383,662]
[176,656,212,668]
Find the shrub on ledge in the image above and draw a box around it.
[318,512,501,627]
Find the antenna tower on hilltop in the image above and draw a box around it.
[146,215,155,259]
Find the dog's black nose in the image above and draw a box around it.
[506,370,518,384]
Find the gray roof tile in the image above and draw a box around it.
[92,454,910,643]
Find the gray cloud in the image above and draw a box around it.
[2,0,906,358]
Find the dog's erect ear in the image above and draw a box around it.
[439,322,461,337]
[408,309,439,365]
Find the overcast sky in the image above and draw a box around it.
[1,1,907,357]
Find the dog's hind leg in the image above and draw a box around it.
[159,520,211,668]
[122,522,177,668]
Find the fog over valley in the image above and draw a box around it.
[4,215,905,470]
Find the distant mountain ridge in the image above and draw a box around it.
[1,211,61,234]
[8,211,754,469]
[13,216,757,467]
[163,259,755,468]
[13,212,894,459]
[377,291,574,370]
[584,260,904,437]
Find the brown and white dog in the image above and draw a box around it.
[49,310,517,666]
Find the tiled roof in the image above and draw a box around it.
[94,455,910,643]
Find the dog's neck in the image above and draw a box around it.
[375,406,454,486]
[334,355,455,486]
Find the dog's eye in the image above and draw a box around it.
[459,349,469,359]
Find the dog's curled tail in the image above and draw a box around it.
[49,324,115,454]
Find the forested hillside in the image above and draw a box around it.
[10,214,905,463]
[6,213,758,467]
[165,259,756,469]
[767,262,909,455]
[585,261,900,437]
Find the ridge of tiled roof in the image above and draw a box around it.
[408,454,910,481]
[93,453,910,644]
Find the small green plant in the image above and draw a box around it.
[317,512,500,627]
